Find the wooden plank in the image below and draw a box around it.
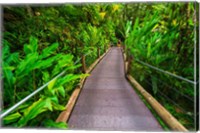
[126,75,188,132]
[56,48,111,123]
[56,88,80,123]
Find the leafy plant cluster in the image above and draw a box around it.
[2,4,122,128]
[121,3,198,130]
[3,36,84,128]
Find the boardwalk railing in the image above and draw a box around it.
[122,47,195,131]
[0,47,110,119]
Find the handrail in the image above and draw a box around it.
[0,51,93,119]
[135,59,197,85]
[0,71,66,118]
[143,71,194,102]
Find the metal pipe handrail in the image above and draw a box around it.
[135,59,197,85]
[0,51,94,119]
[142,70,194,102]
[0,71,66,118]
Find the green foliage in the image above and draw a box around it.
[3,112,22,125]
[151,76,158,95]
[43,119,68,129]
[2,3,122,128]
[18,98,54,127]
[124,3,197,129]
[3,2,197,130]
[2,36,84,128]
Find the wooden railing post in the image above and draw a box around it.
[125,46,128,62]
[127,49,133,75]
[124,44,126,54]
[97,47,100,58]
[121,42,125,54]
[81,55,86,73]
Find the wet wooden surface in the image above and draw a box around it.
[68,47,163,131]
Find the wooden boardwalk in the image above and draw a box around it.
[68,47,163,131]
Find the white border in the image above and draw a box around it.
[0,0,199,133]
[0,4,2,128]
[0,0,197,4]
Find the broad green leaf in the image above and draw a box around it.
[23,37,38,55]
[151,76,158,95]
[18,103,32,113]
[147,42,151,58]
[24,44,32,55]
[46,98,53,111]
[52,102,66,111]
[15,53,39,77]
[34,55,60,70]
[139,74,144,82]
[57,54,73,68]
[48,78,57,90]
[6,52,20,64]
[3,112,21,125]
[42,71,50,83]
[49,96,59,104]
[29,36,38,53]
[2,40,10,59]
[56,86,65,97]
[133,17,139,32]
[40,43,58,59]
[56,74,82,87]
[43,119,68,129]
[65,64,82,71]
[18,98,52,127]
[3,62,15,89]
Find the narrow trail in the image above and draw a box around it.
[68,47,163,131]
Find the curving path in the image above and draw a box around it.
[68,47,163,131]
